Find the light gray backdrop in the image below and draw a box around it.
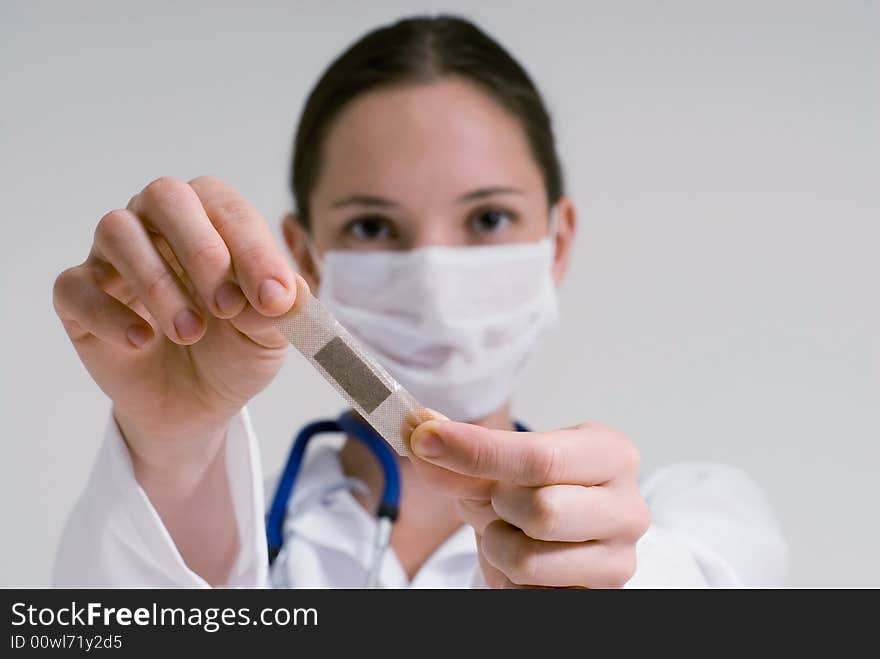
[1,0,877,586]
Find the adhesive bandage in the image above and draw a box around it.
[272,290,428,455]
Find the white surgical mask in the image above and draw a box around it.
[312,212,560,421]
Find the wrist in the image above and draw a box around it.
[113,406,233,496]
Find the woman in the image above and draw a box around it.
[51,15,786,588]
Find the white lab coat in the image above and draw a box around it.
[52,408,787,588]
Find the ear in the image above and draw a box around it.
[281,213,321,293]
[550,196,577,285]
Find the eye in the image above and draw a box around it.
[344,216,395,241]
[469,208,515,234]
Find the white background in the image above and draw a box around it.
[1,0,877,586]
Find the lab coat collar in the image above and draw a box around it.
[282,441,477,584]
[283,443,376,568]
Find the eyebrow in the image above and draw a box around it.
[330,186,526,209]
[455,186,526,203]
[330,194,398,209]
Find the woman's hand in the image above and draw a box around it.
[53,176,304,458]
[408,420,650,588]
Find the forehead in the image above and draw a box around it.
[311,78,545,206]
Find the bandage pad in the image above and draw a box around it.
[271,292,421,455]
[314,337,390,413]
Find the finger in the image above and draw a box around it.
[128,177,247,319]
[491,482,650,543]
[84,256,154,323]
[475,532,518,589]
[188,176,297,316]
[403,409,495,498]
[407,457,494,499]
[477,533,580,590]
[53,265,155,349]
[409,420,639,486]
[226,301,291,350]
[455,498,499,535]
[93,208,205,344]
[481,520,636,588]
[401,407,445,446]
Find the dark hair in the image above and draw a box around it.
[290,14,564,227]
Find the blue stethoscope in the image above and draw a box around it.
[266,410,528,587]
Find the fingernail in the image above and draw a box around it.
[173,308,203,340]
[412,430,444,459]
[126,324,153,348]
[259,278,288,308]
[215,281,245,316]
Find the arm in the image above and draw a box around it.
[634,462,788,587]
[51,407,268,587]
[51,176,302,586]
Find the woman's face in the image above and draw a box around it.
[283,77,576,292]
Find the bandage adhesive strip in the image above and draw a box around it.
[271,291,425,456]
